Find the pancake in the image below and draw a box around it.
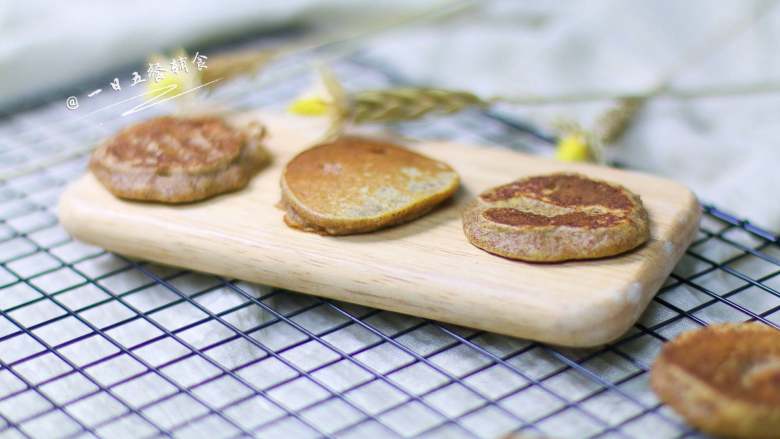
[462,173,649,261]
[651,323,780,439]
[90,115,269,203]
[280,136,459,235]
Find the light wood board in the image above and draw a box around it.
[58,112,701,347]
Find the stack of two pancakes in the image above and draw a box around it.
[90,116,268,203]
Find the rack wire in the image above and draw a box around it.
[0,47,777,439]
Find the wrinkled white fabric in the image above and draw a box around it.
[0,0,429,108]
[364,0,780,232]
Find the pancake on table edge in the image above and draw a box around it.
[651,323,780,439]
[90,115,269,203]
[462,172,650,262]
[280,136,460,235]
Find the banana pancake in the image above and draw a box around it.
[651,323,780,439]
[90,115,269,203]
[280,136,459,235]
[462,173,650,261]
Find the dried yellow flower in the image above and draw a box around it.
[289,97,330,116]
[555,134,592,162]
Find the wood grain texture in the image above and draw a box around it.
[58,112,701,347]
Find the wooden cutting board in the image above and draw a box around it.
[58,112,700,347]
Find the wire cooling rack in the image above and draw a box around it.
[0,49,778,439]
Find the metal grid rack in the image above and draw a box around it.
[0,49,777,439]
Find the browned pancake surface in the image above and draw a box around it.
[462,173,650,261]
[90,116,268,203]
[97,116,244,174]
[480,173,634,226]
[656,323,780,405]
[481,173,632,207]
[281,136,459,235]
[651,323,780,438]
[483,209,621,228]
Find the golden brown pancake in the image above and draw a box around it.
[280,136,459,235]
[462,173,649,261]
[651,323,780,439]
[90,115,269,203]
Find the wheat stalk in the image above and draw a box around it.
[348,88,487,124]
[594,96,644,144]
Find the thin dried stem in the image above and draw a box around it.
[493,81,780,106]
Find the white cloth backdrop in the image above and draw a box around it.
[1,0,778,231]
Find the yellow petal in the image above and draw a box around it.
[555,134,591,162]
[288,97,329,116]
